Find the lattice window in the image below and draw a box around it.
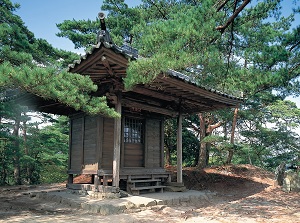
[124,118,143,143]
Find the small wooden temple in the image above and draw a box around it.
[12,14,242,195]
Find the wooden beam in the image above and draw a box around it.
[133,86,179,102]
[147,82,229,109]
[122,99,177,117]
[158,75,240,105]
[103,49,129,67]
[113,93,122,187]
[136,84,219,112]
[101,56,114,76]
[177,112,183,183]
[70,48,105,73]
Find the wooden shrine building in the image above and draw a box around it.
[13,14,242,194]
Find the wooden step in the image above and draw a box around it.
[130,185,166,195]
[128,179,161,183]
[131,185,166,191]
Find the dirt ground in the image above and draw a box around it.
[0,164,299,223]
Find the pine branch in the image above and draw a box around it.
[206,122,223,134]
[216,0,231,12]
[216,0,250,34]
[289,63,300,74]
[186,119,201,132]
[147,0,168,20]
[289,41,300,52]
[110,0,122,12]
[224,0,237,89]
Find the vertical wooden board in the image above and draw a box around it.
[160,120,164,168]
[123,117,145,168]
[146,119,161,168]
[68,118,72,172]
[113,96,122,187]
[83,115,98,170]
[70,117,83,171]
[97,117,104,169]
[102,117,114,168]
[124,143,144,167]
[177,113,183,183]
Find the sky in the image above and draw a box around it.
[10,0,300,106]
[11,0,141,54]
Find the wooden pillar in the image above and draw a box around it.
[67,118,73,186]
[67,174,73,185]
[177,113,183,183]
[113,93,122,187]
[94,175,99,191]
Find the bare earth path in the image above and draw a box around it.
[0,165,299,223]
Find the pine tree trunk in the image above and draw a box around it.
[197,113,223,168]
[206,143,211,166]
[197,113,207,169]
[13,114,21,185]
[165,146,171,166]
[23,119,32,184]
[0,142,7,185]
[226,106,239,164]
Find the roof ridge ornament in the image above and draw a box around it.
[97,12,113,48]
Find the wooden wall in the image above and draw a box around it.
[83,115,98,171]
[101,117,114,169]
[69,114,164,174]
[145,119,163,168]
[70,116,84,172]
[69,114,100,173]
[123,143,144,167]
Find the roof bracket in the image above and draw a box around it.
[101,56,115,76]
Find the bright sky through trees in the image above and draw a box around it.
[11,0,141,54]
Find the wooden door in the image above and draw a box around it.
[123,118,144,167]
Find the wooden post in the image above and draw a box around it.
[67,174,73,185]
[113,93,122,187]
[177,113,183,183]
[68,118,73,186]
[94,175,99,192]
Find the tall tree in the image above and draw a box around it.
[226,105,239,164]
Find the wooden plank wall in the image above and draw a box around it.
[83,115,98,170]
[102,117,114,169]
[70,116,84,171]
[146,119,162,168]
[70,115,164,174]
[124,143,144,167]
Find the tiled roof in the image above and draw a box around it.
[67,40,243,101]
[166,69,243,101]
[1,38,242,104]
[68,42,139,71]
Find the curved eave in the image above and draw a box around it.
[166,69,243,103]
